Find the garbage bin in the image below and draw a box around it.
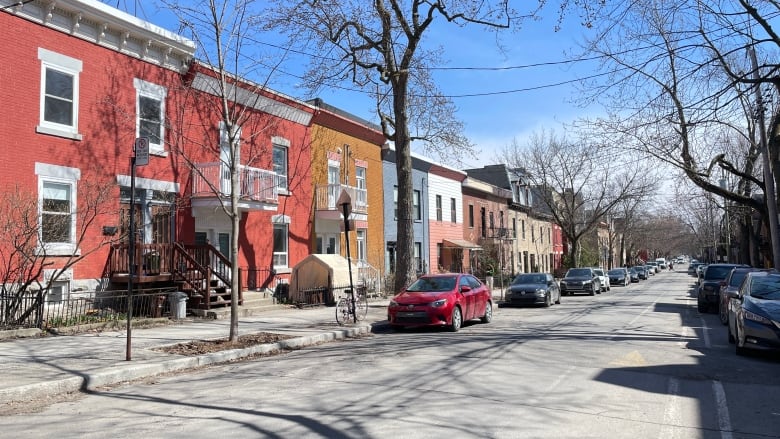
[168,291,188,319]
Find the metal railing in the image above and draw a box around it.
[314,183,368,214]
[1,289,178,331]
[191,162,281,204]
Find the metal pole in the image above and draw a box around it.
[126,156,135,361]
[342,202,356,323]
[750,47,780,269]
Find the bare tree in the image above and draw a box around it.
[0,180,115,327]
[578,0,780,266]
[161,0,294,341]
[503,130,651,267]
[259,0,605,291]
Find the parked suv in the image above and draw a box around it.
[698,263,749,313]
[560,267,601,296]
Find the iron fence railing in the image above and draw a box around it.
[1,289,178,331]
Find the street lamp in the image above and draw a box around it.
[337,189,357,323]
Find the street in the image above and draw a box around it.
[5,269,779,438]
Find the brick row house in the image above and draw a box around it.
[1,0,606,320]
[0,0,317,310]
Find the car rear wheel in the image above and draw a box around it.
[544,293,552,307]
[449,306,462,332]
[735,325,748,356]
[589,286,596,296]
[481,301,493,323]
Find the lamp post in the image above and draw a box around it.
[337,189,357,323]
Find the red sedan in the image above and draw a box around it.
[387,273,493,331]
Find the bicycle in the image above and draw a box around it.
[335,288,368,325]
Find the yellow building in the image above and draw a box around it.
[308,99,386,290]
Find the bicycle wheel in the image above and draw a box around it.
[335,298,350,326]
[354,294,368,322]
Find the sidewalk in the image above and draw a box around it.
[0,300,390,406]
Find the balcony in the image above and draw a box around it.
[314,184,368,220]
[191,162,282,211]
[482,227,516,240]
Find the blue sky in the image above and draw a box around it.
[110,1,601,169]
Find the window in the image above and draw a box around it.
[489,211,495,230]
[468,205,474,228]
[413,190,421,221]
[450,198,456,223]
[436,195,442,221]
[357,230,366,262]
[521,220,526,239]
[272,138,289,192]
[393,186,398,220]
[355,166,367,208]
[36,163,80,255]
[134,79,167,153]
[38,48,83,140]
[512,218,517,236]
[41,182,72,244]
[273,223,288,267]
[414,242,423,273]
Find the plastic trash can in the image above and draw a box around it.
[168,291,188,319]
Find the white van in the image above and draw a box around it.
[655,258,667,269]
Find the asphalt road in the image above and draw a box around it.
[5,268,779,438]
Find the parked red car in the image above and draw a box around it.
[387,273,493,332]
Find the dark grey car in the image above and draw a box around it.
[560,267,600,296]
[503,273,561,307]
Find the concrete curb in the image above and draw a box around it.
[0,324,371,406]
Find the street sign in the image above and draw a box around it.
[134,137,149,166]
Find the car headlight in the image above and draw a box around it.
[430,299,447,308]
[583,280,592,285]
[535,288,546,296]
[745,310,772,325]
[389,300,399,307]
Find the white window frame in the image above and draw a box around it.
[134,78,168,155]
[272,215,290,268]
[37,48,83,140]
[35,163,80,255]
[272,137,290,194]
[356,229,366,262]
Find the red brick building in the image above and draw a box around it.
[0,1,314,306]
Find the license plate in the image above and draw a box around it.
[398,312,418,318]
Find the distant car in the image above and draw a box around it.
[560,267,601,296]
[628,267,640,283]
[728,270,780,355]
[387,273,492,332]
[636,266,648,280]
[608,268,630,286]
[719,267,761,325]
[698,263,749,313]
[688,262,702,276]
[644,265,654,276]
[647,262,659,273]
[593,268,611,292]
[503,273,561,307]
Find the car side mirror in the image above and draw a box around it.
[724,290,739,299]
[460,285,472,293]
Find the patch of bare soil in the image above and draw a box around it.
[155,332,294,356]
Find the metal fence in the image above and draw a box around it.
[1,289,178,331]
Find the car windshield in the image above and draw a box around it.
[512,274,546,284]
[749,276,780,300]
[705,266,737,280]
[728,271,749,287]
[608,269,624,275]
[567,268,591,277]
[594,269,604,276]
[406,276,456,292]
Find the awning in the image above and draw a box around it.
[442,239,482,250]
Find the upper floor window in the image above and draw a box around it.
[134,79,167,153]
[436,195,442,221]
[468,205,474,228]
[38,49,83,140]
[450,198,456,223]
[393,186,398,220]
[272,137,289,192]
[413,190,421,221]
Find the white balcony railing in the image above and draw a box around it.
[192,162,281,204]
[314,184,368,215]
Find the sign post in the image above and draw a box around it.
[126,138,149,361]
